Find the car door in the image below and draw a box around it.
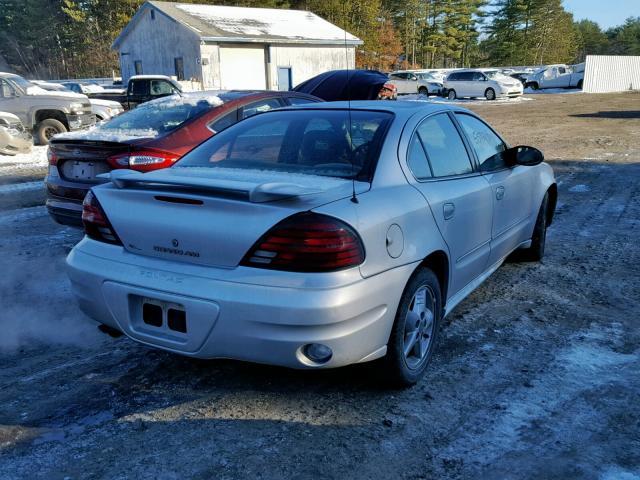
[406,112,494,295]
[455,113,534,265]
[472,72,487,97]
[407,73,419,93]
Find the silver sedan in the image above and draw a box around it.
[66,101,556,386]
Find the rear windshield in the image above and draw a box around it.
[175,109,392,180]
[102,97,217,136]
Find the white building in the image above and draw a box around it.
[112,1,361,91]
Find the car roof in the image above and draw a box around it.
[285,100,470,120]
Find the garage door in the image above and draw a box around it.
[219,46,267,90]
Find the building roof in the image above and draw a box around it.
[113,1,362,49]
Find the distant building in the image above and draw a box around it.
[112,1,362,90]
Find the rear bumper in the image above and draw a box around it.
[45,170,90,226]
[66,239,416,368]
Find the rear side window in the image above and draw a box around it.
[176,109,392,180]
[287,96,319,106]
[241,98,282,119]
[407,135,432,179]
[456,114,507,171]
[130,80,148,96]
[209,110,237,133]
[416,114,473,177]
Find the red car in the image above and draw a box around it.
[46,90,321,226]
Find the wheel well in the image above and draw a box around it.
[35,110,68,129]
[546,184,558,226]
[419,250,449,306]
[418,86,427,92]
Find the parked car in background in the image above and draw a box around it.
[46,90,321,226]
[66,101,556,386]
[387,71,443,96]
[34,81,124,122]
[0,111,31,155]
[525,64,584,90]
[61,82,105,95]
[444,69,524,100]
[509,72,530,85]
[293,70,397,101]
[0,72,95,144]
[87,75,182,110]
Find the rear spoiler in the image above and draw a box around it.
[98,169,325,203]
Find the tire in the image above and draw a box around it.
[577,80,583,90]
[447,89,457,100]
[418,86,428,96]
[485,88,496,101]
[36,118,67,145]
[528,82,539,91]
[382,268,442,387]
[519,192,549,262]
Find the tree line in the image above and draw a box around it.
[0,0,638,79]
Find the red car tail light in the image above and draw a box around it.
[241,212,365,272]
[47,148,58,166]
[107,149,180,172]
[82,190,122,245]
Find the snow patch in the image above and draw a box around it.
[524,87,583,95]
[0,145,47,167]
[569,184,590,193]
[175,3,359,41]
[53,127,159,142]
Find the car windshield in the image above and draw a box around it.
[8,75,35,90]
[101,96,219,136]
[175,109,393,180]
[416,73,437,81]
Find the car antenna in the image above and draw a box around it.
[343,5,358,204]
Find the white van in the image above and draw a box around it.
[444,69,524,100]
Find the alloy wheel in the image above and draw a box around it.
[403,285,436,370]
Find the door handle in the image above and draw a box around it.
[443,202,455,220]
[496,186,505,200]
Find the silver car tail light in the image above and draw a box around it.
[241,212,365,272]
[82,190,122,245]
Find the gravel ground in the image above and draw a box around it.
[0,92,639,479]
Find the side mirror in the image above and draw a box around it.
[504,146,544,167]
[410,75,417,81]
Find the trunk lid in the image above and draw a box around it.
[50,137,151,184]
[93,167,366,268]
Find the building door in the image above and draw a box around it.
[219,46,266,90]
[277,67,292,91]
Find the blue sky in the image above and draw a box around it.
[563,0,639,29]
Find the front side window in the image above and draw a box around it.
[416,114,473,177]
[456,114,507,171]
[0,79,16,98]
[176,109,392,180]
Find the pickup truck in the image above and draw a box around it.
[0,72,95,144]
[88,75,182,110]
[525,64,584,90]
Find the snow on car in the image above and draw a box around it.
[66,101,556,386]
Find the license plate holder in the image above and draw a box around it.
[70,161,97,180]
[141,297,187,334]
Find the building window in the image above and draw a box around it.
[174,57,184,81]
[150,9,155,20]
[134,60,143,75]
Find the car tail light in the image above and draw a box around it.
[82,190,122,245]
[107,149,180,172]
[47,148,58,166]
[241,212,365,272]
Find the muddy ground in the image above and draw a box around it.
[0,92,639,479]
